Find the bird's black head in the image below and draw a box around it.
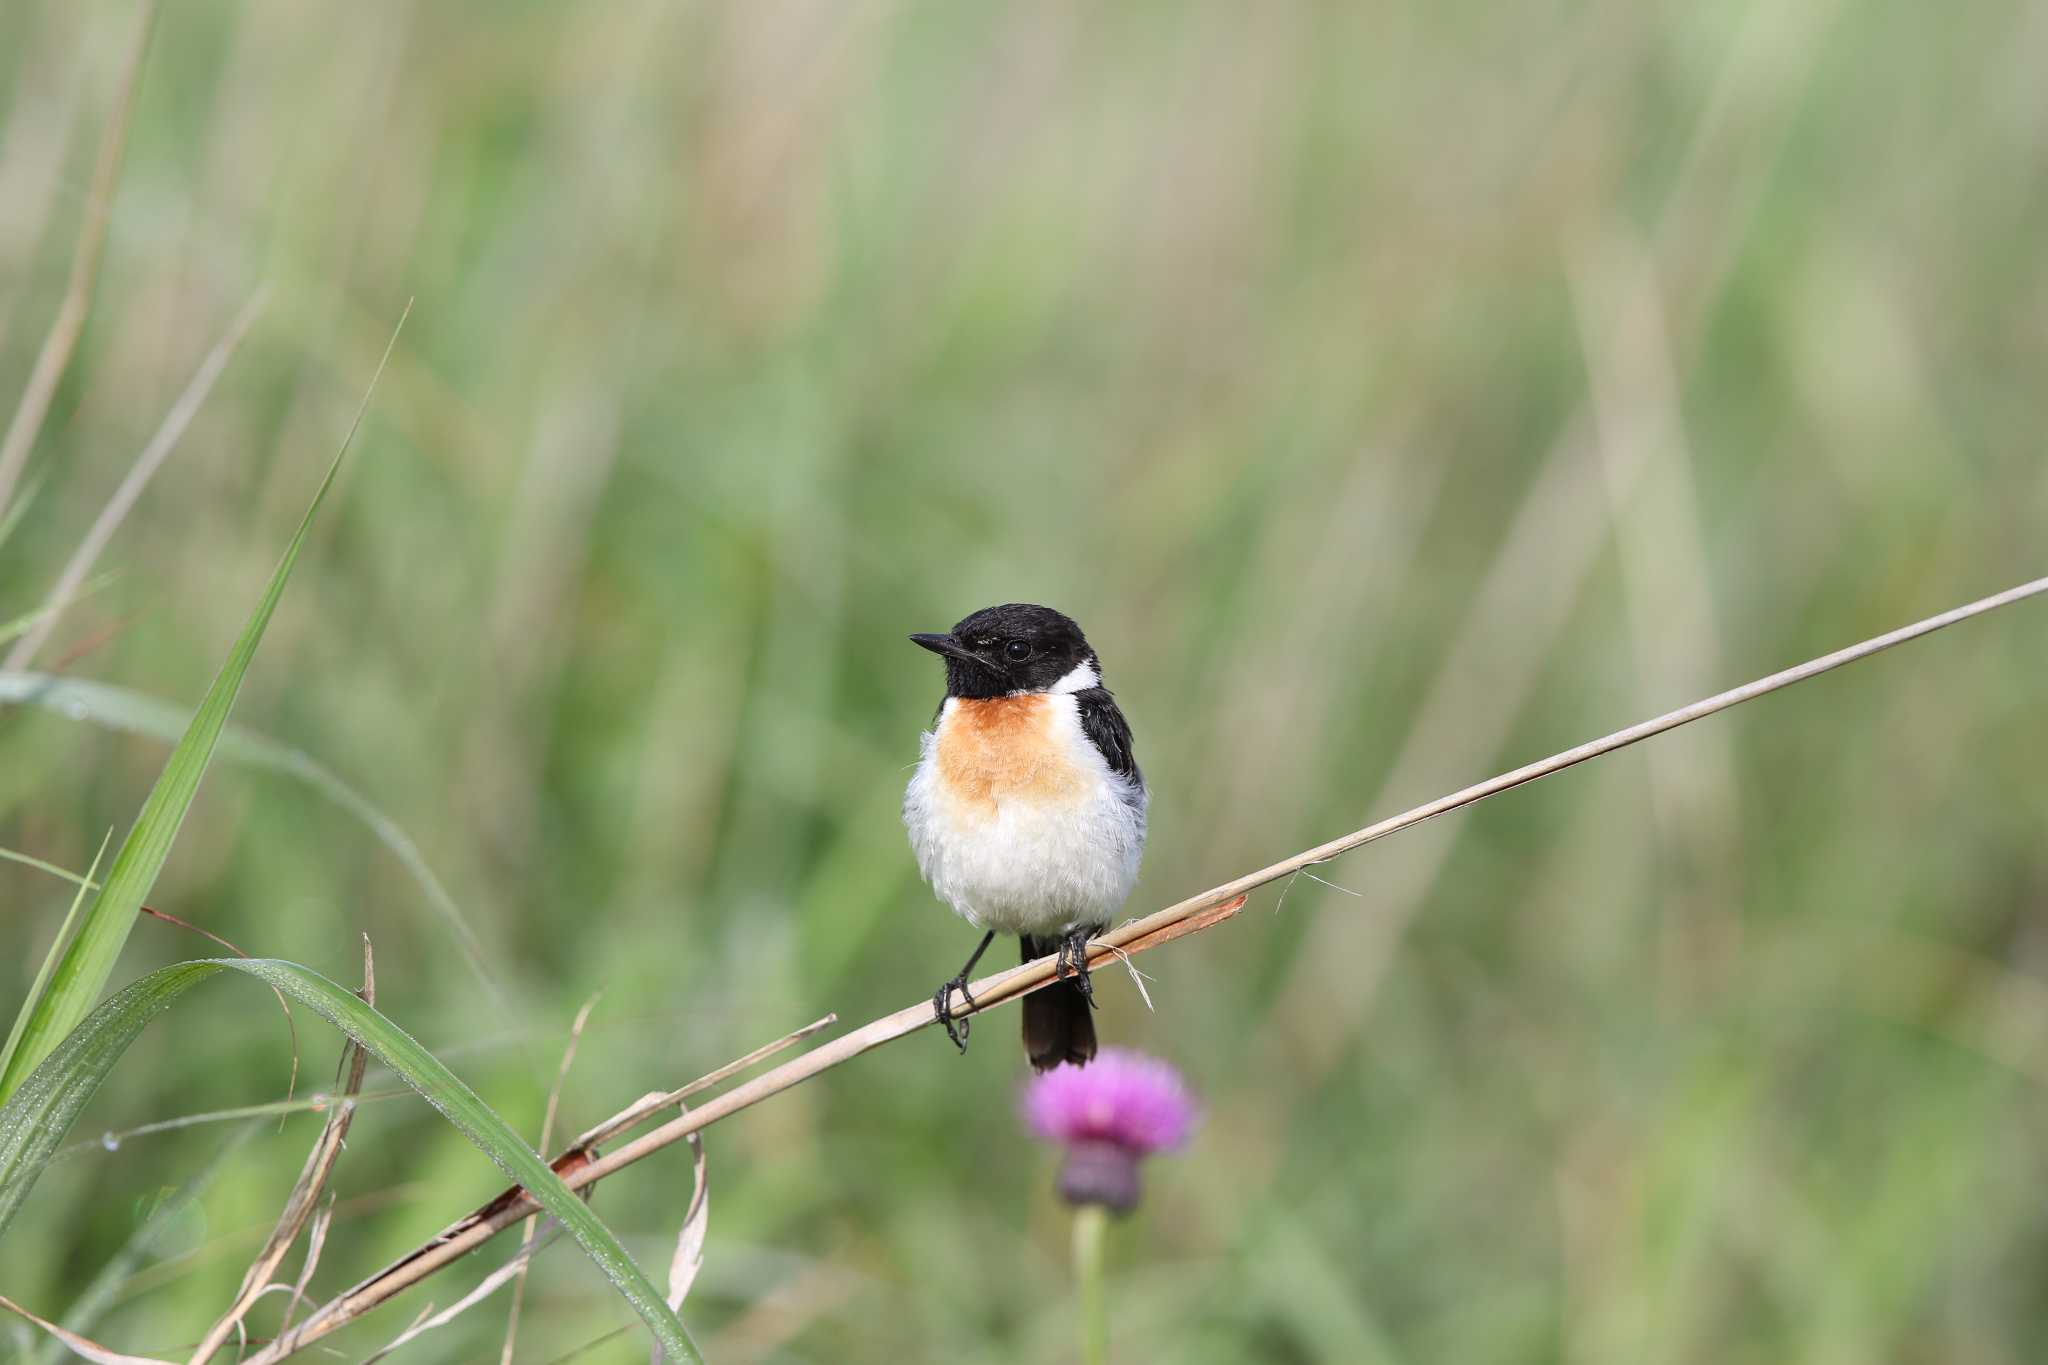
[910,603,1099,700]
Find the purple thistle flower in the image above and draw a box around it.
[1022,1048,1198,1213]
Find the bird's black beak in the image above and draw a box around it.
[909,632,982,666]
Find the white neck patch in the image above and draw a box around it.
[1049,658,1100,694]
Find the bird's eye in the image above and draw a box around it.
[1005,640,1032,661]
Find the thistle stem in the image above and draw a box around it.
[1072,1203,1109,1365]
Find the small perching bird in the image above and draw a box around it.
[903,603,1147,1070]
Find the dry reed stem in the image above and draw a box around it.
[364,1226,561,1364]
[249,574,2048,1360]
[499,993,601,1365]
[277,1202,331,1338]
[573,1013,836,1155]
[0,0,161,524]
[187,942,372,1364]
[0,1294,166,1365]
[650,1103,709,1365]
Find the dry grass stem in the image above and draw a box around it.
[651,1106,710,1365]
[187,941,372,1364]
[364,1225,562,1365]
[247,575,2047,1359]
[0,1294,170,1365]
[500,992,602,1365]
[573,1012,836,1154]
[0,0,161,524]
[277,1201,332,1337]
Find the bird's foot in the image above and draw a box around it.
[1055,927,1098,1009]
[933,973,976,1053]
[932,929,995,1056]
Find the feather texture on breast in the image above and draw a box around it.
[904,694,1146,936]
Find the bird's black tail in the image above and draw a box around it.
[1020,934,1097,1071]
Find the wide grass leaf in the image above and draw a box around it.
[0,323,395,1102]
[0,958,700,1362]
[0,834,110,1086]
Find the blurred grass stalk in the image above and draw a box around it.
[2,291,265,673]
[0,0,158,523]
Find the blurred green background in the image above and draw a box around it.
[3,0,2047,1360]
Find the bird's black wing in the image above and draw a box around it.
[1074,687,1142,788]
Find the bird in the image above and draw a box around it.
[903,603,1147,1070]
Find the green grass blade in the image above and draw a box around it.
[0,672,493,994]
[0,833,111,1086]
[0,959,701,1362]
[0,482,333,1097]
[0,318,400,1102]
[0,572,114,649]
[0,469,44,554]
[0,961,219,1237]
[0,845,99,890]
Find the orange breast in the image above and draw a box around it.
[934,694,1084,811]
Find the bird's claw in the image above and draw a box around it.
[934,974,975,1053]
[1056,928,1098,1009]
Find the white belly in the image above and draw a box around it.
[904,694,1146,936]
